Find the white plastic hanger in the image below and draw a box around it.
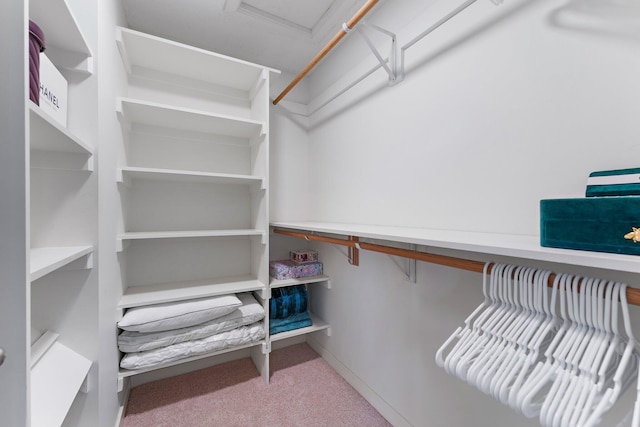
[460,264,518,383]
[437,267,640,426]
[482,266,536,394]
[470,265,525,391]
[584,283,638,427]
[446,265,500,378]
[559,278,597,427]
[567,278,603,427]
[540,275,582,427]
[508,269,559,413]
[496,269,551,404]
[436,262,494,372]
[482,266,531,395]
[575,280,618,427]
[518,273,575,419]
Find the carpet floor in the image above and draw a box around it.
[121,343,392,427]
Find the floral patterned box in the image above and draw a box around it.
[269,259,323,280]
[289,248,318,264]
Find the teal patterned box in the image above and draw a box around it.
[540,197,640,255]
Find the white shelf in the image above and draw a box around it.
[270,221,640,274]
[269,313,330,342]
[116,27,277,92]
[31,332,92,427]
[270,275,331,289]
[29,0,93,75]
[29,105,93,155]
[118,166,264,188]
[118,229,265,251]
[30,246,93,282]
[118,340,265,381]
[118,276,267,309]
[117,97,264,138]
[113,27,272,386]
[30,331,59,368]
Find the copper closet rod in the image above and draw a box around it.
[273,228,640,307]
[272,0,380,105]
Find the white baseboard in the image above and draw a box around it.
[306,336,413,427]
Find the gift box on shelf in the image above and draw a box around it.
[289,248,318,264]
[540,196,640,255]
[39,53,68,126]
[269,259,323,280]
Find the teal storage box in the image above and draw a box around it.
[586,167,640,197]
[540,197,640,255]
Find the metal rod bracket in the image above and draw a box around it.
[387,244,417,283]
[356,22,402,85]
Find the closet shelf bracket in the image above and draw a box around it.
[329,235,361,266]
[348,236,360,266]
[356,22,402,85]
[388,245,417,283]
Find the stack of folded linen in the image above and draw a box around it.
[117,292,265,370]
[269,285,312,335]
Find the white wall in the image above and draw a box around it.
[270,72,313,221]
[305,0,640,233]
[0,2,28,425]
[270,0,640,425]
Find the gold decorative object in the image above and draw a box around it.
[624,227,640,243]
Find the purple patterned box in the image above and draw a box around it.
[269,259,323,280]
[289,248,318,264]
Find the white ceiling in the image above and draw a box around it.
[122,0,367,74]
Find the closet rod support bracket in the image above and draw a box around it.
[348,236,360,266]
[356,22,403,85]
[406,253,417,283]
[387,245,417,283]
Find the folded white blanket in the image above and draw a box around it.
[118,292,265,353]
[120,322,265,370]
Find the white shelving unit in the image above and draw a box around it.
[115,27,277,384]
[116,341,263,387]
[29,105,93,160]
[116,26,275,94]
[118,276,267,310]
[117,229,265,251]
[116,97,264,138]
[30,332,92,427]
[117,166,265,187]
[30,246,93,282]
[270,313,330,342]
[29,105,94,172]
[270,275,332,289]
[270,221,640,274]
[29,0,93,76]
[27,0,97,425]
[269,275,332,343]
